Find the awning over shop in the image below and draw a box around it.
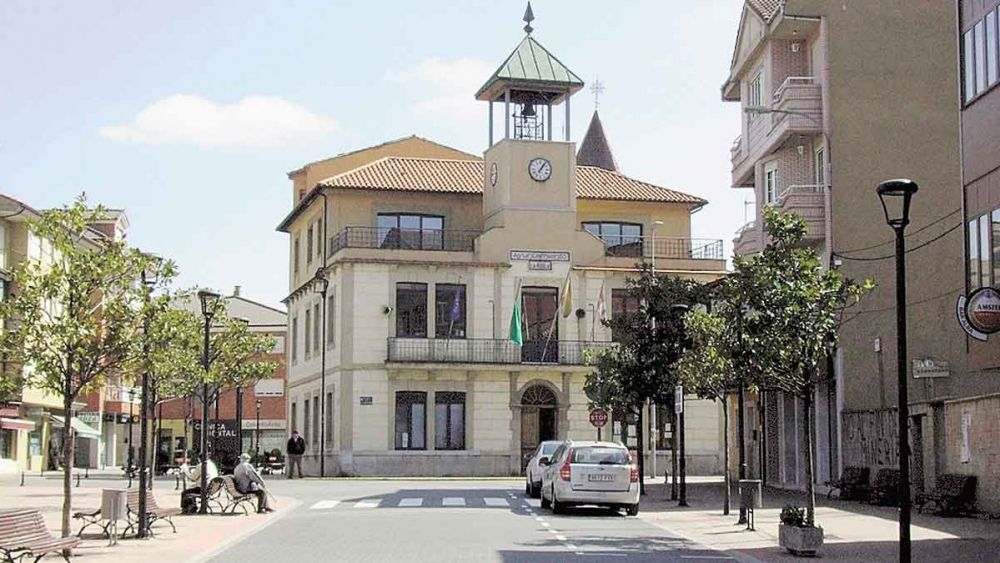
[0,417,35,431]
[50,415,100,439]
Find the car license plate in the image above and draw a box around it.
[588,474,614,482]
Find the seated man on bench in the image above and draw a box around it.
[179,451,220,513]
[235,453,274,513]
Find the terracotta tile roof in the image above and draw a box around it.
[318,156,705,205]
[747,0,783,22]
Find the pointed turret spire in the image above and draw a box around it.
[523,2,534,34]
[577,111,619,172]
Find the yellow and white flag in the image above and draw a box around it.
[560,270,573,318]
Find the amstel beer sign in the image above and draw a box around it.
[961,287,1000,338]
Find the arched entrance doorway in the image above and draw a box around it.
[520,384,558,469]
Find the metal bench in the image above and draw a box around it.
[0,508,81,563]
[826,466,871,501]
[916,474,977,516]
[869,467,901,506]
[125,489,180,536]
[213,476,256,515]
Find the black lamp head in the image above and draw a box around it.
[876,178,919,229]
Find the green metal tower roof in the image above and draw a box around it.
[475,35,584,103]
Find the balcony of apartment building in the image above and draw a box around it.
[386,338,616,367]
[777,183,826,242]
[733,75,824,187]
[733,220,759,257]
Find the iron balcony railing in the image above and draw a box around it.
[330,226,480,255]
[386,338,617,365]
[599,236,724,261]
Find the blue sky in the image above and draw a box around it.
[0,0,746,308]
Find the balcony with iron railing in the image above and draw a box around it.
[386,337,616,366]
[329,226,480,256]
[597,236,725,262]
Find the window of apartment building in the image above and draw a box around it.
[611,288,641,342]
[747,73,762,119]
[325,391,334,445]
[988,11,998,86]
[965,28,976,102]
[327,290,336,347]
[377,214,444,250]
[290,402,297,434]
[291,315,298,363]
[394,391,427,450]
[315,218,324,259]
[313,396,320,446]
[813,147,826,187]
[992,210,1000,285]
[968,213,997,290]
[303,399,310,448]
[982,214,992,288]
[307,225,314,264]
[304,307,312,358]
[293,235,301,274]
[583,222,643,255]
[435,284,466,338]
[434,392,466,450]
[764,161,778,204]
[964,8,1000,103]
[396,283,428,338]
[977,19,988,95]
[313,301,321,352]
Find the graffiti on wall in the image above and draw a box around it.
[842,409,899,468]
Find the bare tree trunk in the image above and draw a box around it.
[670,407,678,500]
[61,389,74,542]
[722,393,730,515]
[636,406,645,496]
[803,383,817,527]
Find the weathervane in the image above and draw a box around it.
[590,79,605,110]
[523,2,534,34]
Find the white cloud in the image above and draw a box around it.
[100,94,337,148]
[387,57,493,120]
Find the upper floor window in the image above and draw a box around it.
[304,307,312,358]
[583,222,643,257]
[435,284,466,338]
[764,161,779,204]
[396,282,428,338]
[747,73,762,119]
[327,290,336,347]
[814,147,826,187]
[306,225,314,264]
[313,301,321,353]
[967,210,1000,290]
[291,315,298,363]
[293,236,301,274]
[963,7,1000,104]
[377,214,444,250]
[611,288,640,342]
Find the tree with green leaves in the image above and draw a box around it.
[725,207,868,528]
[0,197,159,540]
[584,265,703,495]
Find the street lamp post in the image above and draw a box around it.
[255,399,262,461]
[876,179,918,563]
[234,317,250,457]
[137,257,159,538]
[197,289,221,515]
[126,388,136,481]
[314,267,329,478]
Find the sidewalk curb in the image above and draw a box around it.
[186,497,301,563]
[640,513,764,563]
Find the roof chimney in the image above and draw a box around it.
[233,285,241,297]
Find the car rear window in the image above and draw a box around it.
[541,443,559,455]
[571,447,629,465]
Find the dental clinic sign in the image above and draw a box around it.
[960,287,1000,339]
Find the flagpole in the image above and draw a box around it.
[541,270,572,363]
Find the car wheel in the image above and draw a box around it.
[626,503,639,516]
[540,486,551,509]
[551,489,565,515]
[532,483,542,499]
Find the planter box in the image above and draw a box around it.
[779,524,824,557]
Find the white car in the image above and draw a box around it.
[524,440,564,498]
[539,441,640,516]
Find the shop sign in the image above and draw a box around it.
[963,288,1000,335]
[359,396,373,406]
[240,419,286,430]
[912,358,950,379]
[77,412,101,425]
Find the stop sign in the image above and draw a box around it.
[589,408,608,428]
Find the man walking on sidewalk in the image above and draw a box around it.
[286,430,305,478]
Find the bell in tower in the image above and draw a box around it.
[475,2,584,146]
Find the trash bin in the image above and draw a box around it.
[101,489,127,546]
[738,479,762,531]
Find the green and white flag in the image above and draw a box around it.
[509,285,523,346]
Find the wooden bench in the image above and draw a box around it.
[212,476,256,515]
[916,474,977,516]
[826,466,871,501]
[125,489,180,536]
[0,508,81,563]
[71,507,111,539]
[869,468,901,506]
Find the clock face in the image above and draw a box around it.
[528,158,552,182]
[489,162,498,187]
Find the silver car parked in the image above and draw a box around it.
[524,440,564,498]
[540,441,639,515]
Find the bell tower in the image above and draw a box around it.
[476,2,585,234]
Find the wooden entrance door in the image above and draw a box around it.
[520,385,558,468]
[521,287,558,363]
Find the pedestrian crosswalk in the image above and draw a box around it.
[309,495,522,511]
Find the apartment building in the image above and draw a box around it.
[723,0,970,505]
[157,289,287,467]
[278,24,728,476]
[959,0,1000,513]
